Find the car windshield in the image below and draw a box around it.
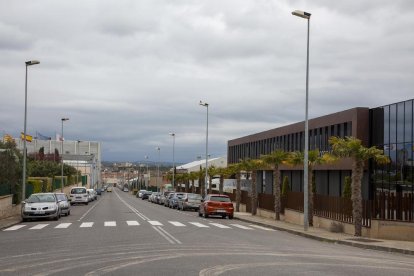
[210,196,230,202]
[71,188,86,194]
[27,194,56,203]
[188,194,202,200]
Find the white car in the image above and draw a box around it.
[138,189,146,198]
[87,189,97,201]
[55,193,70,216]
[69,187,89,205]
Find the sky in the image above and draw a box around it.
[1,0,414,163]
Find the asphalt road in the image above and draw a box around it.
[1,188,414,275]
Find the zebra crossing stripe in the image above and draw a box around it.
[30,224,49,230]
[3,225,26,231]
[209,223,231,229]
[104,221,116,227]
[80,222,94,228]
[189,222,209,228]
[126,221,140,226]
[55,223,72,229]
[230,224,254,230]
[169,221,185,227]
[249,224,276,231]
[148,221,163,226]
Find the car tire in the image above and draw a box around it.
[86,202,89,205]
[222,215,226,219]
[22,218,27,222]
[204,212,209,218]
[229,214,234,219]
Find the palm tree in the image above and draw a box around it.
[188,171,198,193]
[229,162,242,212]
[329,136,389,236]
[288,150,333,226]
[261,150,289,220]
[216,167,234,194]
[207,165,217,194]
[244,159,266,215]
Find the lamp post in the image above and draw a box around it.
[199,101,209,197]
[156,147,160,192]
[169,133,175,189]
[61,118,69,192]
[145,155,149,190]
[292,9,311,231]
[22,60,40,201]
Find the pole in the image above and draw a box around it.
[205,104,209,197]
[303,17,310,231]
[156,148,160,192]
[61,120,64,192]
[22,64,28,201]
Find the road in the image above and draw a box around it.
[1,188,414,275]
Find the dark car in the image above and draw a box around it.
[198,194,234,219]
[142,191,152,200]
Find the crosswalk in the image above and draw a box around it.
[3,220,275,232]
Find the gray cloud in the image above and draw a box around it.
[1,0,413,163]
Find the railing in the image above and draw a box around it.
[372,192,414,222]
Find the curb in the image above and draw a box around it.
[0,216,22,231]
[235,216,414,256]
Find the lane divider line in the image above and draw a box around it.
[156,226,182,244]
[152,226,175,244]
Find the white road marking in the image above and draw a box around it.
[104,221,116,227]
[77,201,100,221]
[210,223,231,229]
[169,221,185,227]
[148,220,163,226]
[3,225,26,231]
[249,224,276,231]
[80,222,94,228]
[29,224,49,230]
[55,223,72,229]
[230,224,254,230]
[154,226,182,244]
[189,222,209,228]
[126,220,140,226]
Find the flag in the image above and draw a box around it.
[20,132,33,142]
[36,131,51,140]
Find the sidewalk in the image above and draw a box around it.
[0,215,21,230]
[234,212,414,255]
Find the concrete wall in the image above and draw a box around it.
[0,195,21,219]
[283,208,414,241]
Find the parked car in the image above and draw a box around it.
[123,186,129,192]
[168,193,185,209]
[160,191,173,206]
[87,189,97,201]
[142,191,152,200]
[137,189,146,198]
[198,194,234,219]
[178,193,202,211]
[149,192,160,203]
[107,186,112,192]
[21,193,61,221]
[69,187,89,205]
[164,193,175,207]
[55,193,70,216]
[96,188,102,195]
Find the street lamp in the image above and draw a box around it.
[156,147,160,192]
[199,100,209,197]
[61,117,69,192]
[22,60,40,201]
[145,155,149,190]
[292,9,311,231]
[169,133,175,189]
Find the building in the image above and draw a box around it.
[228,99,414,199]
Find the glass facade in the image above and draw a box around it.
[370,99,414,196]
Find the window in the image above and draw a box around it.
[397,102,405,143]
[405,100,413,143]
[390,104,397,143]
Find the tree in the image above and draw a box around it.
[188,171,198,193]
[329,136,389,236]
[207,166,217,194]
[287,149,333,226]
[0,141,22,203]
[261,150,289,220]
[244,159,266,215]
[229,162,242,212]
[343,176,351,199]
[216,167,234,194]
[281,176,290,196]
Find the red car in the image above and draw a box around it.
[198,194,234,219]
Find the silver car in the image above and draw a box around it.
[178,193,202,211]
[55,193,70,216]
[21,193,61,221]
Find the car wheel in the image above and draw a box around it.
[22,218,27,222]
[229,214,234,219]
[222,215,226,219]
[204,212,209,218]
[86,202,89,205]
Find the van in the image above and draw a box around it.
[69,187,89,205]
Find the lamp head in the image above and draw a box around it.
[61,118,69,121]
[169,133,175,137]
[25,60,40,66]
[292,10,311,19]
[199,100,208,107]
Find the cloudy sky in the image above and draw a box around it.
[1,0,413,163]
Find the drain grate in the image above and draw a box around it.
[347,238,382,243]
